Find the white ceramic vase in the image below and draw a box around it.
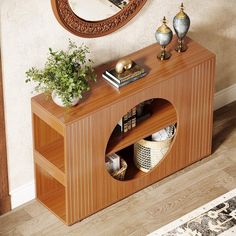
[51,90,79,107]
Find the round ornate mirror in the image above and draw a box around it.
[51,0,147,38]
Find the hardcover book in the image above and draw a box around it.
[118,107,137,133]
[118,112,129,132]
[131,107,137,128]
[131,116,136,128]
[102,71,147,89]
[105,62,146,84]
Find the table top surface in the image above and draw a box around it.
[32,37,215,125]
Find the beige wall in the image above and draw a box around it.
[0,0,236,192]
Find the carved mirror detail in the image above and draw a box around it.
[51,0,147,38]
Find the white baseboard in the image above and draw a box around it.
[9,84,235,209]
[10,180,35,209]
[214,84,236,110]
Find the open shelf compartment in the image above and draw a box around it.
[106,99,177,155]
[35,164,66,223]
[105,99,177,181]
[33,114,65,185]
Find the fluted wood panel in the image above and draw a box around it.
[65,117,94,223]
[188,59,215,163]
[32,37,215,225]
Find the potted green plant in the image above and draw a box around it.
[26,40,96,107]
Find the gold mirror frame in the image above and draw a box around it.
[51,0,147,38]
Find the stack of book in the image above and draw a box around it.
[118,107,136,133]
[102,62,146,89]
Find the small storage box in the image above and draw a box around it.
[134,125,176,173]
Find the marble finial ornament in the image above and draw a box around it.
[173,3,191,52]
[155,17,173,60]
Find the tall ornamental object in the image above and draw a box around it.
[173,3,191,52]
[155,17,173,61]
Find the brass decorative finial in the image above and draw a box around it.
[157,16,172,34]
[176,3,186,19]
[163,16,167,24]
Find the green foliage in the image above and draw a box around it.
[25,40,96,106]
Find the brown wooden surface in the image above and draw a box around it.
[51,0,147,38]
[32,37,215,225]
[106,101,177,155]
[1,102,235,235]
[35,165,66,223]
[32,37,215,125]
[33,115,65,186]
[0,51,11,215]
[34,151,65,187]
[32,102,64,136]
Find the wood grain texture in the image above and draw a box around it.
[35,165,66,223]
[32,37,215,225]
[33,114,65,186]
[0,51,11,215]
[106,100,177,155]
[1,102,235,235]
[32,37,215,125]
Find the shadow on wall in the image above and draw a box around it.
[188,6,236,92]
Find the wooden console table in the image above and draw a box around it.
[32,37,215,225]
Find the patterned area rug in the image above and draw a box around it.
[148,188,236,236]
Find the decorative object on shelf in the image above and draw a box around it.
[173,3,191,53]
[105,153,127,180]
[25,40,96,107]
[152,124,175,141]
[136,99,153,123]
[108,61,145,81]
[134,124,176,173]
[111,158,128,180]
[115,58,133,74]
[118,107,137,133]
[155,16,173,61]
[105,153,121,173]
[102,61,146,88]
[51,90,79,107]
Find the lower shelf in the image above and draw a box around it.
[35,164,66,223]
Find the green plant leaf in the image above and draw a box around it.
[25,40,97,107]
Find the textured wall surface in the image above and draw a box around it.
[0,0,236,192]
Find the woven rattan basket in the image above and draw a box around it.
[111,158,128,180]
[134,126,176,173]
